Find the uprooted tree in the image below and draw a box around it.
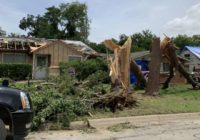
[94,37,138,112]
[104,37,131,96]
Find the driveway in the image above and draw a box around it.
[27,113,200,140]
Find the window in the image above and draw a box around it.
[184,54,190,59]
[37,56,47,67]
[3,53,27,63]
[68,55,82,61]
[163,63,170,72]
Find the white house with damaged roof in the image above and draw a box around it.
[180,46,200,73]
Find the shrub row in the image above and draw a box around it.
[60,58,109,81]
[0,63,32,80]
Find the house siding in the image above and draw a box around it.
[180,50,200,73]
[33,41,83,77]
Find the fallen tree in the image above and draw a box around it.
[161,36,200,89]
[100,37,138,111]
[130,59,147,88]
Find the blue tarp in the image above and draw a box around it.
[130,60,149,85]
[185,46,200,59]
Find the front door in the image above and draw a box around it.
[35,55,48,79]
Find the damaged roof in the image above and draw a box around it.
[31,39,97,55]
[0,37,96,55]
[62,40,96,55]
[185,46,200,60]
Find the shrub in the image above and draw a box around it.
[60,58,109,80]
[0,63,32,80]
[86,70,110,87]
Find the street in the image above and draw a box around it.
[27,113,200,140]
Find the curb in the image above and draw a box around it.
[71,112,200,129]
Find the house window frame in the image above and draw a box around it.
[184,53,191,60]
[2,52,27,63]
[68,55,82,61]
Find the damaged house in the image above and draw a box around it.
[0,38,97,79]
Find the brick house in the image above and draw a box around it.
[131,51,189,84]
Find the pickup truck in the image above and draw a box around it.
[0,80,33,140]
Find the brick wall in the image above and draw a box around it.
[160,72,186,84]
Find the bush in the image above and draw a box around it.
[0,63,32,80]
[60,58,109,80]
[86,70,110,87]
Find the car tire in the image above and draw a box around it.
[0,119,7,140]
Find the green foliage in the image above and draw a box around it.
[6,59,110,130]
[89,42,111,53]
[173,35,193,49]
[21,78,90,130]
[0,63,32,80]
[0,27,6,36]
[173,34,200,50]
[118,30,156,52]
[19,2,90,42]
[60,58,109,80]
[86,70,110,87]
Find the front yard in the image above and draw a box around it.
[10,79,200,130]
[89,84,200,119]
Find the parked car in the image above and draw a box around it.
[0,80,33,140]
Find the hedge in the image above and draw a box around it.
[60,58,109,80]
[0,63,32,80]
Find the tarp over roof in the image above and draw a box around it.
[185,46,200,59]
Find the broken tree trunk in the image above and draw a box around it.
[130,59,147,88]
[178,63,200,88]
[161,36,200,89]
[146,38,162,96]
[104,37,132,96]
[162,65,174,89]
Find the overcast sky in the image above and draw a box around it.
[0,0,200,43]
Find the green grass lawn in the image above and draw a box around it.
[91,84,200,119]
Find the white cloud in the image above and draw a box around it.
[164,3,200,36]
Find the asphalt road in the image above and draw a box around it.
[27,113,200,140]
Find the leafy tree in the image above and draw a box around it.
[7,32,26,38]
[118,30,156,52]
[173,35,193,50]
[191,35,200,46]
[19,2,90,42]
[89,42,108,53]
[0,27,6,36]
[118,34,128,46]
